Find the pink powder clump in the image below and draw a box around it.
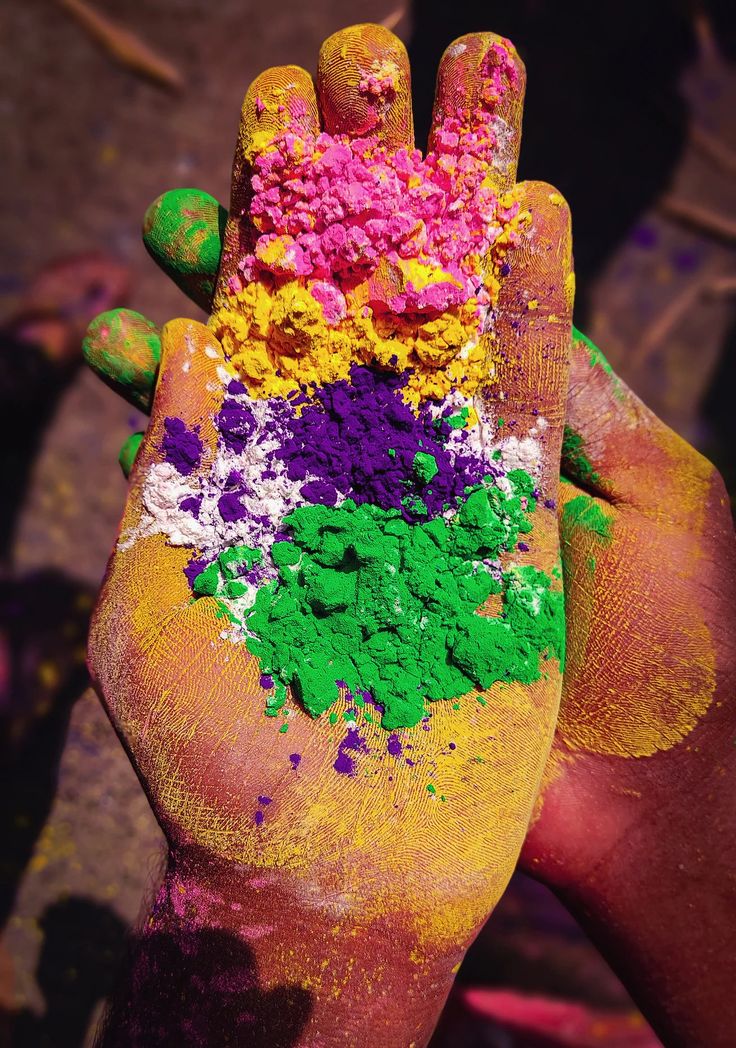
[243,101,519,316]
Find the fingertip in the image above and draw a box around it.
[430,33,525,189]
[83,308,161,412]
[151,319,228,450]
[317,23,413,146]
[119,431,144,478]
[143,188,226,311]
[239,65,320,164]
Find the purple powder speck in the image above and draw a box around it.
[179,495,202,517]
[259,674,274,690]
[254,810,264,827]
[333,751,355,776]
[449,742,456,750]
[387,734,403,757]
[333,728,368,776]
[544,498,556,510]
[258,795,272,806]
[218,492,248,522]
[216,400,256,453]
[183,557,208,587]
[631,224,658,249]
[517,541,529,552]
[672,249,700,273]
[300,479,339,506]
[162,417,203,476]
[289,753,301,769]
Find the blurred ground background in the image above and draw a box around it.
[1,1,735,1045]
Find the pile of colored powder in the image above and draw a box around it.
[211,49,527,405]
[197,472,564,729]
[161,417,202,476]
[273,365,489,520]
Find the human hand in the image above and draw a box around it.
[520,328,736,1046]
[84,24,572,1047]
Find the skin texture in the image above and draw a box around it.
[84,26,736,1048]
[86,25,574,1048]
[523,336,736,1047]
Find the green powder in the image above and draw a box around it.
[562,494,613,544]
[196,472,565,730]
[444,406,470,430]
[562,425,600,487]
[572,326,623,400]
[413,451,439,483]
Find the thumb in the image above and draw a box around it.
[91,319,229,681]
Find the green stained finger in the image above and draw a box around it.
[83,309,161,412]
[119,432,144,478]
[143,188,226,311]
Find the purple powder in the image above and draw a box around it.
[273,366,487,522]
[254,810,264,827]
[227,379,248,394]
[183,557,208,587]
[448,742,456,750]
[631,224,658,249]
[162,417,203,476]
[260,674,274,689]
[289,753,301,769]
[387,734,402,757]
[300,479,338,505]
[517,541,529,552]
[333,751,355,776]
[333,728,368,776]
[218,492,248,522]
[672,249,700,273]
[216,400,256,453]
[179,495,202,517]
[257,795,272,806]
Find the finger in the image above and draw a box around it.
[216,66,320,304]
[119,431,144,478]
[428,33,525,192]
[488,181,574,497]
[563,329,719,525]
[83,308,161,412]
[316,24,413,147]
[143,189,226,312]
[106,320,230,616]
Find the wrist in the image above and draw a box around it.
[540,736,736,1048]
[99,846,463,1048]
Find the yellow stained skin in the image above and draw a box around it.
[522,332,736,906]
[87,25,575,1042]
[80,27,736,1047]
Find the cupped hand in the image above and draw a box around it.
[84,24,572,1046]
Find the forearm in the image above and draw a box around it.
[551,744,736,1048]
[96,848,462,1048]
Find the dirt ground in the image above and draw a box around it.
[1,1,735,1045]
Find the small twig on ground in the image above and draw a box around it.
[58,0,184,91]
[380,7,406,31]
[705,273,736,297]
[658,195,736,245]
[690,124,736,179]
[629,262,726,367]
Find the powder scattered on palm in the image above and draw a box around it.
[197,473,564,729]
